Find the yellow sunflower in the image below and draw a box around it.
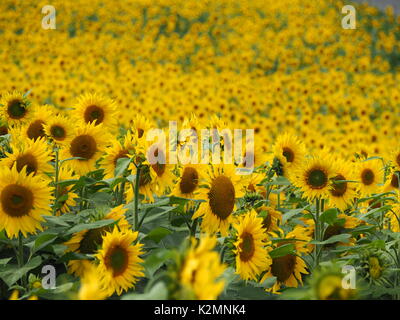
[390,147,400,171]
[262,231,309,294]
[327,160,357,211]
[95,227,145,296]
[1,137,53,176]
[233,210,271,281]
[292,155,335,201]
[272,132,306,178]
[43,114,74,145]
[100,131,136,180]
[193,164,245,236]
[60,122,109,175]
[0,166,53,238]
[0,91,32,126]
[131,114,153,141]
[64,205,130,276]
[171,164,206,199]
[72,93,118,131]
[382,169,400,193]
[56,166,79,215]
[180,235,226,300]
[19,105,54,141]
[257,205,282,234]
[78,264,108,300]
[355,159,383,197]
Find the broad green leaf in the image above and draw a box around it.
[65,219,116,235]
[31,233,59,254]
[0,258,12,265]
[142,248,173,278]
[268,243,295,258]
[0,256,42,287]
[310,233,351,245]
[319,208,338,225]
[114,157,131,177]
[282,206,308,223]
[145,227,173,244]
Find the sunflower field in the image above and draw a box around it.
[1,0,400,301]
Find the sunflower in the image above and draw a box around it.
[100,131,136,180]
[1,137,53,176]
[171,164,205,199]
[126,159,158,203]
[19,105,54,141]
[355,159,383,197]
[382,169,400,193]
[179,235,226,300]
[327,160,357,211]
[145,140,176,196]
[193,164,245,236]
[272,132,306,178]
[71,93,118,131]
[292,155,335,201]
[0,166,53,238]
[237,136,269,171]
[43,114,73,145]
[131,114,153,141]
[55,166,79,215]
[0,91,32,126]
[95,227,145,296]
[242,172,266,195]
[64,205,130,276]
[257,205,282,234]
[261,232,309,294]
[78,264,108,300]
[390,147,400,171]
[60,122,109,175]
[233,210,271,280]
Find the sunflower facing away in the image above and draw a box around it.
[0,91,32,126]
[180,235,226,300]
[233,210,271,281]
[72,93,118,131]
[95,227,145,296]
[193,164,245,236]
[0,166,53,238]
[60,122,109,175]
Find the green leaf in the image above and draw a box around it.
[144,227,173,244]
[65,219,116,235]
[58,251,93,263]
[31,233,58,254]
[268,243,295,258]
[122,282,168,300]
[0,258,12,265]
[0,256,42,287]
[44,215,71,227]
[310,233,351,245]
[282,206,308,223]
[114,157,131,177]
[142,248,173,278]
[319,208,338,225]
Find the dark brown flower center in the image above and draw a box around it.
[239,232,255,262]
[330,174,347,197]
[1,184,34,217]
[139,165,152,187]
[151,148,166,177]
[271,254,296,282]
[262,213,272,232]
[0,126,8,136]
[7,99,27,119]
[361,169,374,186]
[307,168,328,189]
[390,173,399,189]
[84,105,104,124]
[27,120,46,140]
[179,167,199,194]
[208,175,235,220]
[78,226,112,254]
[70,134,97,160]
[15,153,38,175]
[282,147,295,163]
[105,245,129,277]
[50,125,66,140]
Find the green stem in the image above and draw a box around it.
[53,147,59,215]
[118,181,126,205]
[134,166,141,230]
[314,198,321,269]
[18,234,27,288]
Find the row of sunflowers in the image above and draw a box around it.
[1,0,400,300]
